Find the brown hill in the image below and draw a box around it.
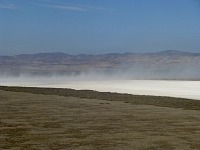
[0,50,200,79]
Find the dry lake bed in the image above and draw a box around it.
[1,78,200,100]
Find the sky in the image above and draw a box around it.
[0,0,200,55]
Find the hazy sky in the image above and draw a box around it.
[0,0,200,55]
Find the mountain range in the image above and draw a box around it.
[0,50,200,80]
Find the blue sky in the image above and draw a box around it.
[0,0,200,55]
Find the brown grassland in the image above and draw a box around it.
[0,86,200,149]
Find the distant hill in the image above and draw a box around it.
[0,50,200,80]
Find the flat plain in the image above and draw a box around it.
[1,79,200,100]
[1,88,200,150]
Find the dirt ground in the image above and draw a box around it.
[0,90,200,150]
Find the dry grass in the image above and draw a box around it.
[1,86,200,110]
[1,89,200,149]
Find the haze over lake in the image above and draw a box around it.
[1,77,200,100]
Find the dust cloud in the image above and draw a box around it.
[0,63,200,100]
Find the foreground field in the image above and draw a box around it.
[1,88,200,149]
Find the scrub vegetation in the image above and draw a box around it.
[1,86,200,149]
[1,86,200,110]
